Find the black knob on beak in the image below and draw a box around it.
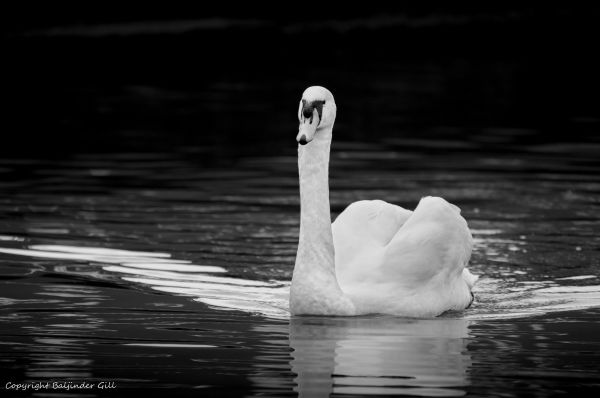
[298,134,308,145]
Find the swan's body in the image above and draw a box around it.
[290,86,477,317]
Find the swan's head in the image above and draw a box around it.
[296,86,336,145]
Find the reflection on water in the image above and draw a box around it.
[289,317,471,397]
[0,244,290,319]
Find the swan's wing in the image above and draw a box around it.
[337,197,474,316]
[332,200,412,283]
[333,197,474,316]
[382,196,473,284]
[333,200,412,247]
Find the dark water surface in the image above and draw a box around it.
[1,134,599,397]
[3,10,600,397]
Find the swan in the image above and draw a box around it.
[290,86,478,317]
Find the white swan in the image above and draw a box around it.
[290,86,478,317]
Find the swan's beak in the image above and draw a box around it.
[296,124,316,145]
[297,108,319,145]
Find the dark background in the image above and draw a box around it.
[1,6,600,397]
[3,4,600,160]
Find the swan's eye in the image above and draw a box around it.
[301,100,326,125]
[302,104,313,119]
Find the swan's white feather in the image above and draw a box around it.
[333,196,474,317]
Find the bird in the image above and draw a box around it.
[290,86,478,317]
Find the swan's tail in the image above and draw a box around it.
[462,268,479,289]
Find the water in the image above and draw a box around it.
[1,133,599,396]
[3,11,600,397]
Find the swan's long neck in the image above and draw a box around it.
[290,128,355,315]
[298,134,333,262]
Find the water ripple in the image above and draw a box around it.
[1,242,599,321]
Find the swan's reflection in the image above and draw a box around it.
[289,316,472,397]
